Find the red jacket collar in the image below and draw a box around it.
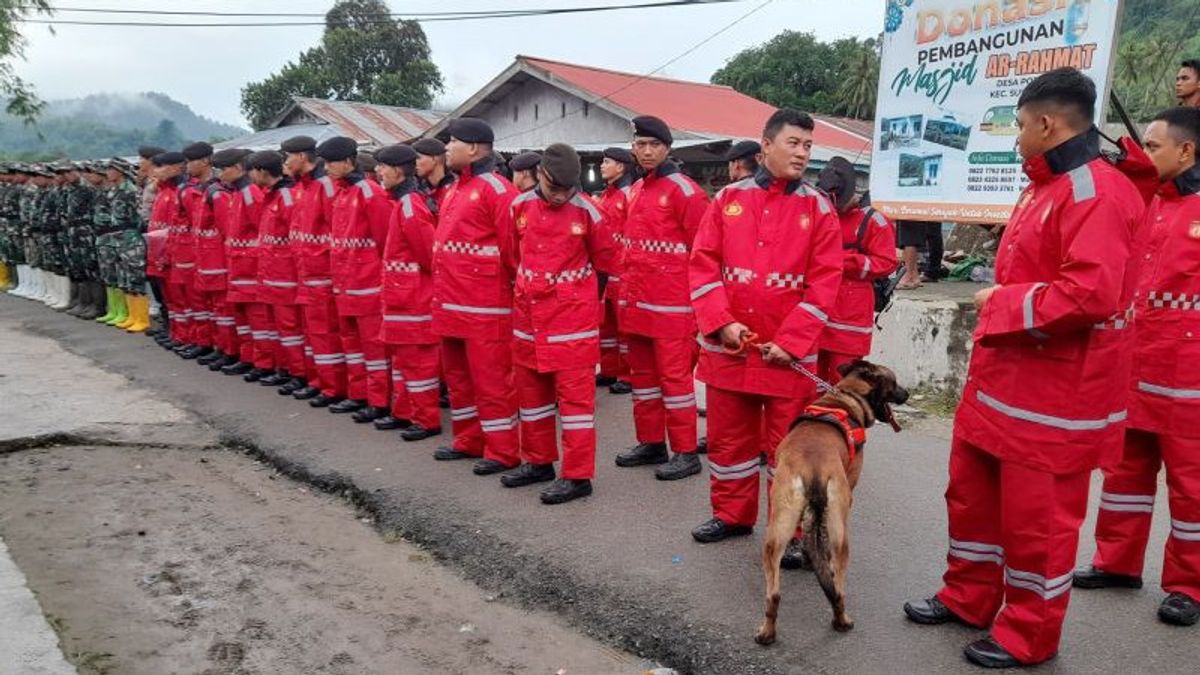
[1161,164,1200,200]
[1023,128,1101,185]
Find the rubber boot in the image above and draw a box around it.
[82,282,106,320]
[28,268,47,302]
[7,264,25,296]
[96,287,118,323]
[67,282,87,316]
[56,276,73,309]
[125,295,150,333]
[116,292,139,329]
[60,280,80,312]
[39,272,58,306]
[105,290,128,326]
[0,263,10,291]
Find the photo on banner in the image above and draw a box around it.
[869,0,1124,223]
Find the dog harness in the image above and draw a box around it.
[791,405,867,461]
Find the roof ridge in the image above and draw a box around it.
[517,54,737,92]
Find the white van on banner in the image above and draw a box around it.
[869,0,1123,224]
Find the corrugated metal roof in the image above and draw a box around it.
[213,124,345,151]
[269,97,445,146]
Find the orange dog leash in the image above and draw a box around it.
[722,331,835,393]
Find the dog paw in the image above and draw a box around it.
[832,617,855,632]
[754,630,776,646]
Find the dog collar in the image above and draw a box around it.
[794,405,866,461]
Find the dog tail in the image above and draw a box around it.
[805,475,839,609]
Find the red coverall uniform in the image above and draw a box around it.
[689,171,842,528]
[431,157,519,465]
[597,176,635,382]
[165,176,199,344]
[194,180,237,356]
[149,175,187,342]
[935,131,1145,664]
[508,188,615,478]
[423,174,456,215]
[330,172,391,409]
[1089,164,1200,604]
[181,178,218,348]
[818,206,898,382]
[258,178,304,377]
[291,168,345,399]
[380,180,441,429]
[620,162,709,453]
[214,177,268,368]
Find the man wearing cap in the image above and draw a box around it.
[430,117,521,475]
[134,146,167,336]
[59,163,98,314]
[508,152,542,193]
[318,136,393,422]
[615,115,710,481]
[176,142,220,359]
[94,160,147,326]
[414,138,455,213]
[725,140,761,184]
[501,143,615,503]
[0,166,25,292]
[375,144,442,440]
[249,150,306,392]
[283,135,347,405]
[596,147,638,394]
[688,108,844,545]
[147,152,190,348]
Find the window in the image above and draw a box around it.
[583,101,589,117]
[561,102,567,118]
[534,104,539,120]
[513,105,519,123]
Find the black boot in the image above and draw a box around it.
[614,441,668,467]
[608,380,632,395]
[329,398,366,414]
[351,406,389,423]
[65,282,86,316]
[540,478,592,504]
[81,283,106,320]
[197,350,224,366]
[780,538,812,570]
[209,354,239,372]
[963,637,1024,669]
[595,374,617,387]
[293,385,321,400]
[500,463,556,488]
[259,371,290,387]
[243,367,271,383]
[1159,592,1200,626]
[221,361,253,376]
[433,446,473,461]
[59,281,80,313]
[308,394,342,408]
[1071,565,1143,589]
[655,452,702,481]
[373,415,412,430]
[691,517,752,543]
[473,458,517,476]
[182,346,213,361]
[696,437,708,454]
[278,378,306,395]
[401,424,441,442]
[903,596,970,625]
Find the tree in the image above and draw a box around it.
[1110,0,1200,121]
[0,0,53,124]
[711,31,879,119]
[240,0,443,130]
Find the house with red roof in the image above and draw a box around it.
[422,56,873,191]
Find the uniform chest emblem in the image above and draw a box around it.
[724,202,743,217]
[570,223,584,236]
[658,194,669,207]
[1189,222,1200,239]
[470,191,480,202]
[799,214,810,229]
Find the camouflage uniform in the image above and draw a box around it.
[63,179,97,281]
[0,181,22,265]
[93,181,121,288]
[19,181,43,267]
[38,182,67,275]
[109,179,145,293]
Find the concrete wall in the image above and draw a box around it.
[868,295,975,392]
[477,78,633,149]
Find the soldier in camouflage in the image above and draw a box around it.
[112,159,149,331]
[61,162,100,313]
[0,165,25,290]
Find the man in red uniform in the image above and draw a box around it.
[148,152,189,348]
[614,116,709,481]
[1177,59,1200,109]
[317,136,393,423]
[414,138,456,213]
[508,152,541,193]
[176,141,218,360]
[192,146,240,373]
[596,147,637,395]
[499,143,615,504]
[814,156,898,382]
[373,144,442,441]
[1073,107,1200,627]
[283,136,346,407]
[430,118,521,475]
[688,109,842,544]
[724,140,761,183]
[248,150,306,392]
[903,69,1147,668]
[163,147,204,352]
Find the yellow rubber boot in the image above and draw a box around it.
[115,293,138,329]
[125,295,150,333]
[105,291,128,326]
[0,263,10,290]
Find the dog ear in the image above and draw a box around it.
[837,359,873,379]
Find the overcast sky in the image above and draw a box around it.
[14,0,884,128]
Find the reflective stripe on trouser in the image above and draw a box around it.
[516,365,596,480]
[936,437,1090,665]
[302,294,345,398]
[625,334,698,452]
[271,303,306,376]
[165,281,191,343]
[232,302,270,367]
[205,292,236,356]
[598,299,628,380]
[817,350,860,385]
[339,313,389,408]
[388,344,441,429]
[1093,429,1200,600]
[188,284,213,348]
[707,385,807,527]
[441,336,519,465]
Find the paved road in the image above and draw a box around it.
[3,294,1196,674]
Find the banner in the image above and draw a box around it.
[869,0,1123,223]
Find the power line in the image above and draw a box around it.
[38,1,735,18]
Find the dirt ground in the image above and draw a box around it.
[0,443,636,675]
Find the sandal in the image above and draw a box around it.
[896,280,923,290]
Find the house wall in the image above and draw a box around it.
[476,78,633,149]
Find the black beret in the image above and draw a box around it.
[316,136,358,162]
[182,141,214,161]
[412,138,446,156]
[151,151,187,166]
[540,143,580,188]
[816,156,857,212]
[447,117,494,144]
[375,144,419,167]
[632,115,672,146]
[212,148,251,169]
[280,135,317,153]
[247,150,284,172]
[724,140,762,163]
[602,147,635,164]
[138,145,167,160]
[508,151,542,173]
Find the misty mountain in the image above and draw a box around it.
[0,92,247,161]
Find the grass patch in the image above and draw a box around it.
[906,386,961,418]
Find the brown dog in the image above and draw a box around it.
[755,359,908,644]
